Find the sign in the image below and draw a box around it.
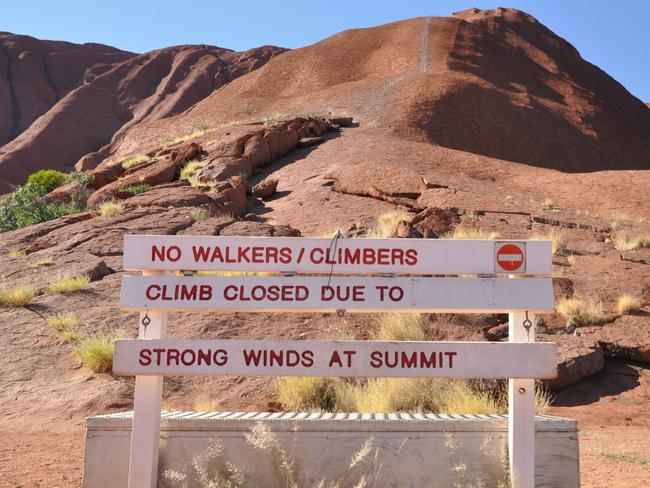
[120,275,554,313]
[113,339,557,379]
[495,242,526,273]
[122,235,552,275]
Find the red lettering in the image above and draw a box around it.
[405,249,417,265]
[146,285,161,300]
[139,348,152,366]
[301,350,314,367]
[167,348,180,366]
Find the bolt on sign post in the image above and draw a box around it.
[114,235,555,488]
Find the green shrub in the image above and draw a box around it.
[119,183,151,195]
[73,335,115,373]
[27,169,67,193]
[0,182,79,233]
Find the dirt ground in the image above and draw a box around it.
[1,360,648,487]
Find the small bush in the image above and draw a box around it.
[532,229,568,256]
[121,155,151,169]
[47,313,80,343]
[98,201,124,217]
[119,183,151,195]
[366,211,412,238]
[556,297,605,326]
[0,285,35,306]
[27,169,67,193]
[179,160,204,180]
[612,231,650,251]
[445,227,501,239]
[0,182,79,233]
[617,294,642,315]
[73,335,115,373]
[47,275,90,293]
[28,256,54,268]
[372,313,426,341]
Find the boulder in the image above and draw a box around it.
[209,176,248,216]
[170,142,203,165]
[264,128,298,160]
[253,178,279,199]
[220,220,275,236]
[87,158,179,206]
[179,215,238,236]
[540,334,605,390]
[195,156,253,182]
[583,314,650,363]
[243,133,272,167]
[396,220,422,238]
[272,224,301,237]
[412,207,460,237]
[90,163,125,189]
[327,116,353,127]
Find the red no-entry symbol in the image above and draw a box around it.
[495,242,526,273]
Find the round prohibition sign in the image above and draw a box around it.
[495,242,526,273]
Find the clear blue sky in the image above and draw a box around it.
[3,1,649,101]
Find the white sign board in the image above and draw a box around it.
[113,339,557,379]
[122,235,551,275]
[120,276,554,313]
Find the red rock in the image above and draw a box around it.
[195,156,253,182]
[209,176,248,216]
[540,334,605,390]
[583,315,650,364]
[123,182,213,208]
[411,207,460,237]
[396,220,422,238]
[298,136,323,148]
[252,178,278,199]
[243,133,272,167]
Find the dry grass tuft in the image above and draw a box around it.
[47,275,90,294]
[47,313,80,343]
[0,285,35,306]
[371,313,427,341]
[445,227,500,240]
[8,249,26,258]
[28,256,54,269]
[556,297,605,327]
[612,230,650,251]
[98,201,124,217]
[532,229,568,256]
[542,198,556,210]
[617,294,642,315]
[121,155,151,169]
[180,160,204,181]
[73,335,115,373]
[366,211,412,238]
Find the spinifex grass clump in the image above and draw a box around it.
[366,211,412,238]
[0,285,35,306]
[47,313,80,343]
[556,297,605,327]
[73,335,115,373]
[47,275,90,294]
[98,201,124,217]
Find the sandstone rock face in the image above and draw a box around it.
[584,314,650,364]
[541,334,605,390]
[252,178,278,199]
[0,41,285,191]
[196,156,253,182]
[0,33,134,147]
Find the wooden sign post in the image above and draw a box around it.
[115,235,555,488]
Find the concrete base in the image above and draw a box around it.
[83,412,579,487]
